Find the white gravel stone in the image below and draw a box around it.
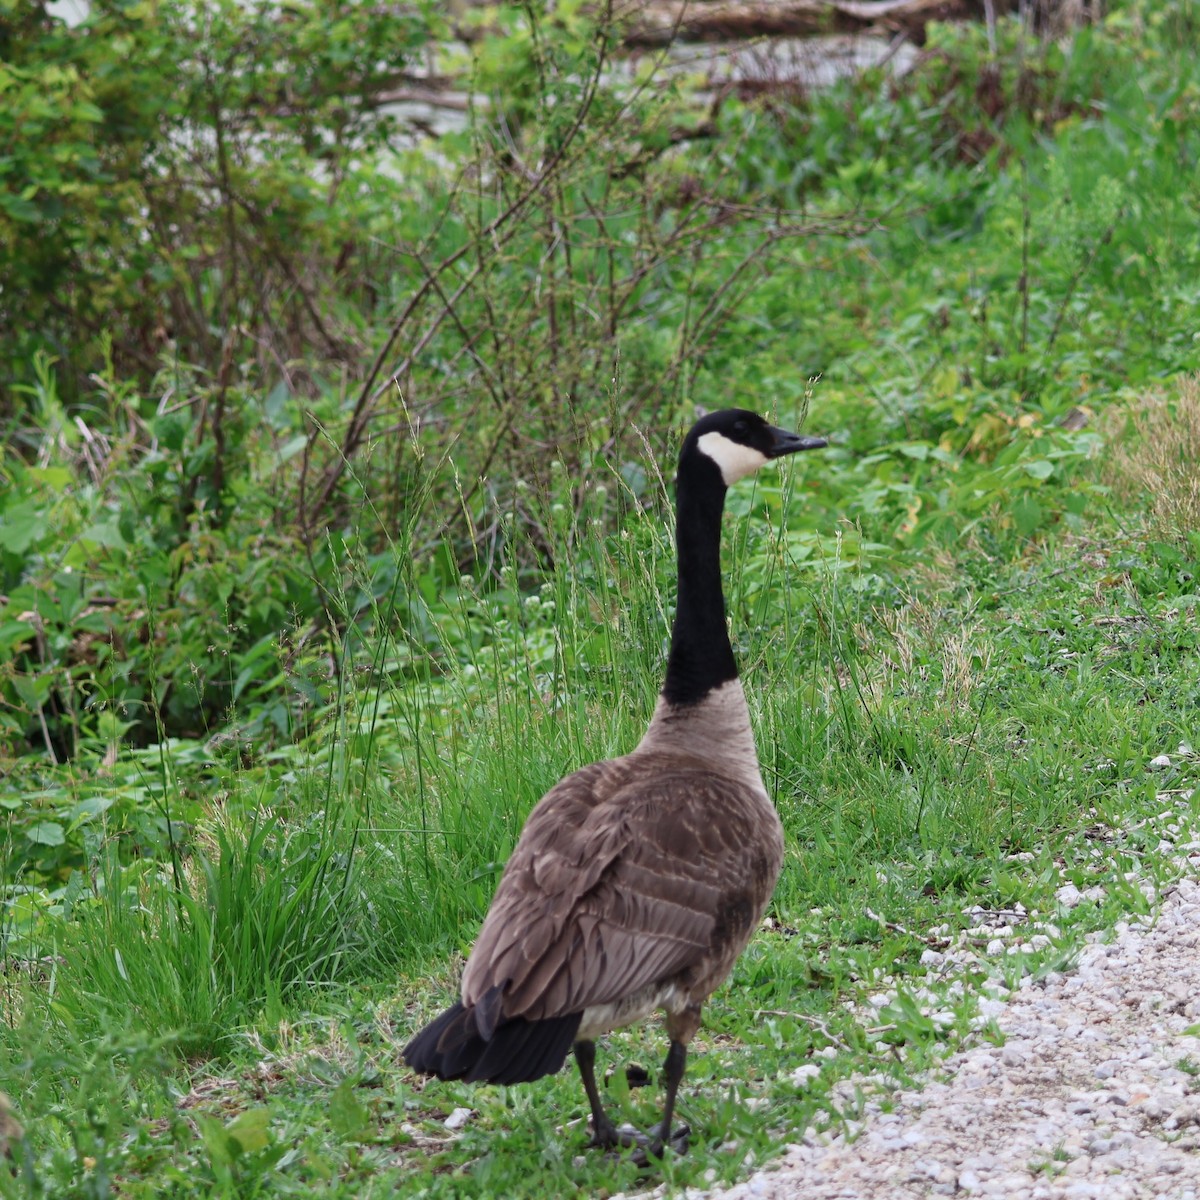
[702,874,1200,1200]
[789,1064,822,1086]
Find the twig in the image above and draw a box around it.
[1044,214,1121,356]
[756,1010,854,1052]
[35,701,59,766]
[310,4,616,521]
[865,907,952,947]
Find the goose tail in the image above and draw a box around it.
[403,1001,582,1086]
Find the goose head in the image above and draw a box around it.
[686,408,827,487]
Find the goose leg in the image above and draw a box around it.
[575,1040,620,1149]
[615,1038,694,1166]
[644,1039,691,1161]
[576,1037,689,1162]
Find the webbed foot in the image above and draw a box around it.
[597,1122,689,1167]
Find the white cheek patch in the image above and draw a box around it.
[696,431,768,485]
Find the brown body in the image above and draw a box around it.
[462,681,784,1047]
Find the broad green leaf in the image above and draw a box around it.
[1014,497,1043,536]
[328,1080,370,1141]
[0,501,46,554]
[25,821,65,847]
[1022,459,1055,481]
[0,192,40,222]
[225,1107,271,1155]
[277,434,309,462]
[196,1115,235,1168]
[79,520,127,549]
[66,797,115,828]
[0,620,35,654]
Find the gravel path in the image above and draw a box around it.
[704,874,1200,1200]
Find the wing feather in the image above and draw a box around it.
[460,755,782,1022]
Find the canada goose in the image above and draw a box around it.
[403,409,826,1159]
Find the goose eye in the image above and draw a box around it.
[732,419,748,435]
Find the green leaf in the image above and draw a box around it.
[71,101,105,123]
[225,1107,271,1155]
[79,520,127,549]
[196,1114,235,1169]
[24,466,72,491]
[277,435,308,462]
[0,501,46,554]
[0,620,36,654]
[26,821,65,847]
[328,1080,370,1141]
[11,672,52,709]
[0,192,41,222]
[66,796,115,828]
[1021,459,1055,481]
[1014,496,1043,536]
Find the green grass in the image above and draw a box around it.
[3,490,1200,1197]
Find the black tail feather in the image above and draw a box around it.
[403,1001,582,1086]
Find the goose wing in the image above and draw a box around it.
[460,757,782,1029]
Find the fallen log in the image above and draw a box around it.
[618,0,1019,46]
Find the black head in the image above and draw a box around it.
[682,408,826,487]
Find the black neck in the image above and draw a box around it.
[661,453,737,706]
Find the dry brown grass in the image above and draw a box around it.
[1104,375,1200,544]
[864,599,989,716]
